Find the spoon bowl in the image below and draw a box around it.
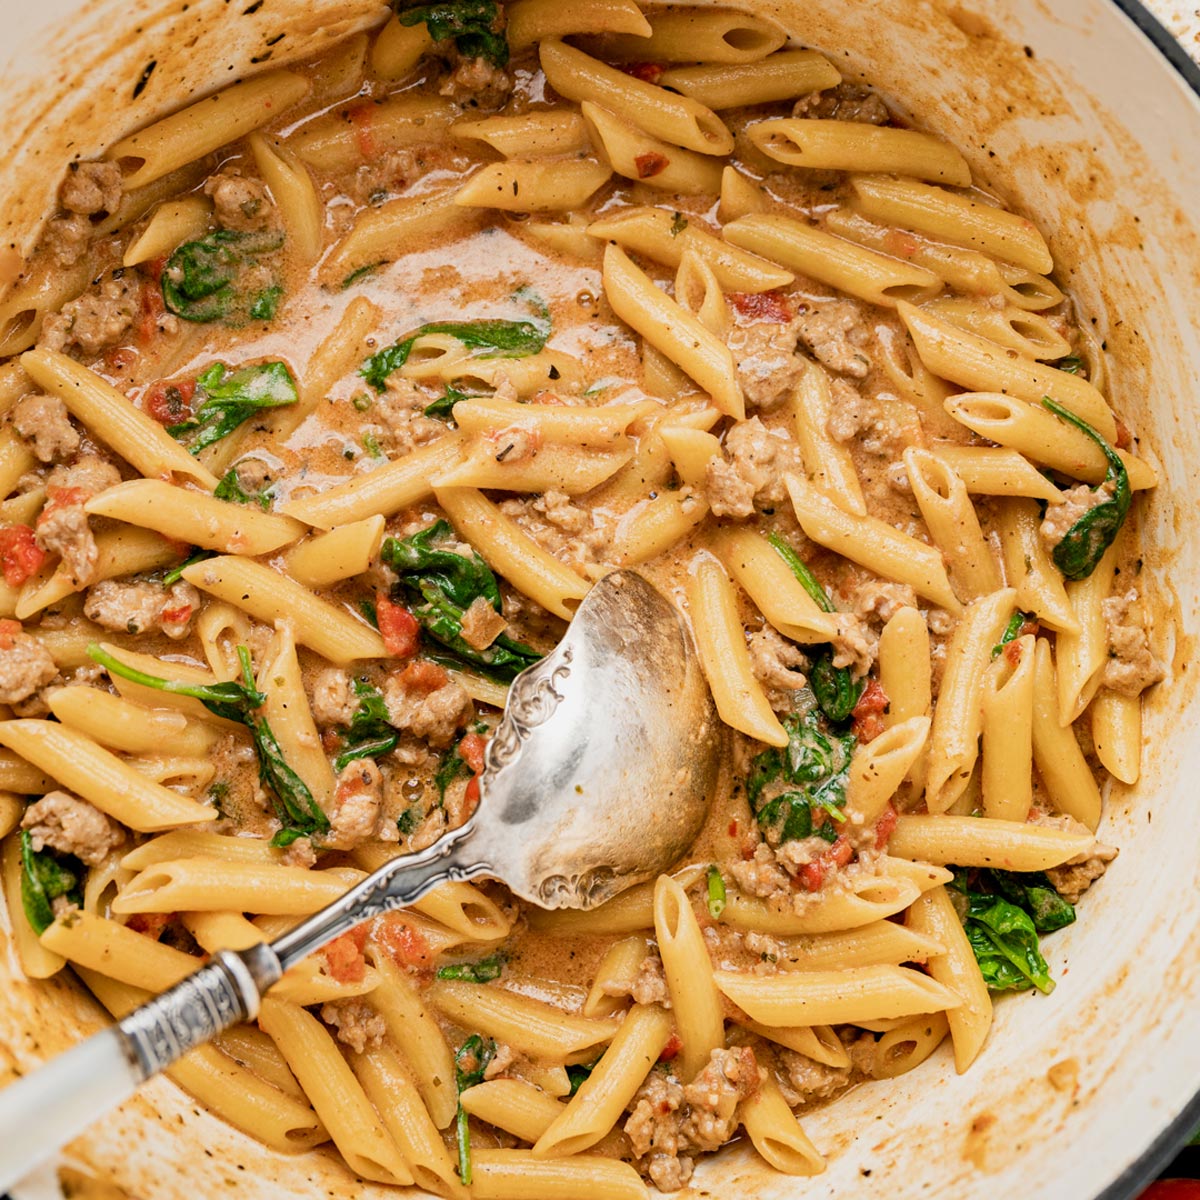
[0,568,720,1192]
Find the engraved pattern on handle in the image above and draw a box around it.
[118,952,257,1080]
[483,648,573,775]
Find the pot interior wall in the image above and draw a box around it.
[1,1,1199,1197]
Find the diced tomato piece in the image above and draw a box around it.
[458,731,488,775]
[377,593,421,658]
[463,775,481,818]
[105,347,137,371]
[852,678,890,743]
[634,151,669,179]
[658,1033,682,1062]
[874,802,898,851]
[144,378,196,425]
[159,603,193,627]
[42,486,89,513]
[799,861,824,893]
[730,290,794,322]
[1136,1184,1200,1200]
[145,255,168,284]
[348,102,378,159]
[0,525,46,587]
[622,62,664,83]
[801,837,854,893]
[324,926,369,983]
[728,819,739,838]
[397,657,449,695]
[374,914,431,969]
[126,912,174,941]
[137,279,167,345]
[0,619,21,651]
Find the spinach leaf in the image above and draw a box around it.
[454,1033,496,1185]
[1056,355,1084,375]
[766,532,863,722]
[168,361,298,455]
[983,868,1076,933]
[437,952,505,983]
[19,831,82,935]
[670,211,688,237]
[964,897,1054,994]
[361,318,549,391]
[746,700,855,845]
[1040,397,1131,580]
[706,865,726,919]
[162,229,284,324]
[991,610,1032,658]
[566,1062,595,1097]
[396,804,423,835]
[334,678,399,772]
[424,384,480,423]
[214,464,275,510]
[380,520,541,681]
[398,0,508,66]
[434,742,472,802]
[87,643,329,845]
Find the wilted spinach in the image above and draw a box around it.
[168,361,298,455]
[214,464,276,510]
[334,678,399,772]
[380,520,541,681]
[454,1033,497,1184]
[161,229,284,324]
[398,0,508,66]
[19,831,82,935]
[436,952,505,983]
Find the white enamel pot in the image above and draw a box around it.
[0,2,1198,1198]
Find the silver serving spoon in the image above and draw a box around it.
[0,568,719,1190]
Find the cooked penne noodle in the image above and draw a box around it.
[0,792,21,840]
[507,0,651,50]
[195,601,252,681]
[587,206,792,292]
[787,358,867,515]
[433,438,632,495]
[289,95,456,172]
[739,1069,825,1176]
[455,158,612,212]
[889,814,1093,870]
[370,15,436,80]
[878,608,932,729]
[931,445,1065,504]
[1,832,64,977]
[907,886,992,1072]
[258,998,412,1185]
[280,433,463,529]
[463,1078,566,1142]
[122,196,211,267]
[581,102,724,196]
[1090,689,1141,785]
[765,921,945,971]
[85,479,304,555]
[454,110,591,158]
[786,473,961,613]
[46,687,218,757]
[435,487,587,620]
[725,214,943,308]
[923,589,1015,813]
[248,133,323,266]
[654,875,724,1081]
[0,260,91,357]
[714,964,962,1026]
[602,245,744,418]
[112,858,353,915]
[708,525,838,643]
[471,1149,648,1200]
[540,41,733,156]
[924,295,1071,360]
[903,447,1002,601]
[21,348,218,489]
[533,1003,671,1157]
[980,634,1037,821]
[583,9,785,63]
[660,50,841,110]
[750,120,970,186]
[1056,544,1118,724]
[180,556,385,662]
[449,395,652,445]
[108,71,311,188]
[719,164,768,221]
[611,491,709,565]
[687,555,787,747]
[0,720,215,831]
[283,515,385,588]
[845,716,930,827]
[40,909,200,990]
[720,876,922,936]
[851,175,1054,274]
[1031,638,1103,829]
[583,935,650,1018]
[429,980,622,1062]
[993,499,1079,633]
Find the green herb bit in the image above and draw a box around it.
[352,392,374,412]
[399,0,509,66]
[454,1033,497,1185]
[566,1062,595,1096]
[361,318,549,391]
[19,830,82,935]
[396,804,423,836]
[162,229,284,324]
[380,520,541,681]
[214,464,276,510]
[362,431,385,459]
[991,610,1033,658]
[669,211,688,237]
[1040,397,1131,580]
[436,952,506,983]
[334,679,399,772]
[168,360,298,456]
[86,643,329,844]
[1056,355,1084,375]
[161,548,216,587]
[706,865,726,919]
[765,532,862,722]
[424,385,476,422]
[342,262,383,290]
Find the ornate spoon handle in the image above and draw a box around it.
[0,826,487,1193]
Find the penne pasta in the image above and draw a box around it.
[660,50,841,111]
[888,813,1093,870]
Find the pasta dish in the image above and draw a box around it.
[0,0,1165,1194]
